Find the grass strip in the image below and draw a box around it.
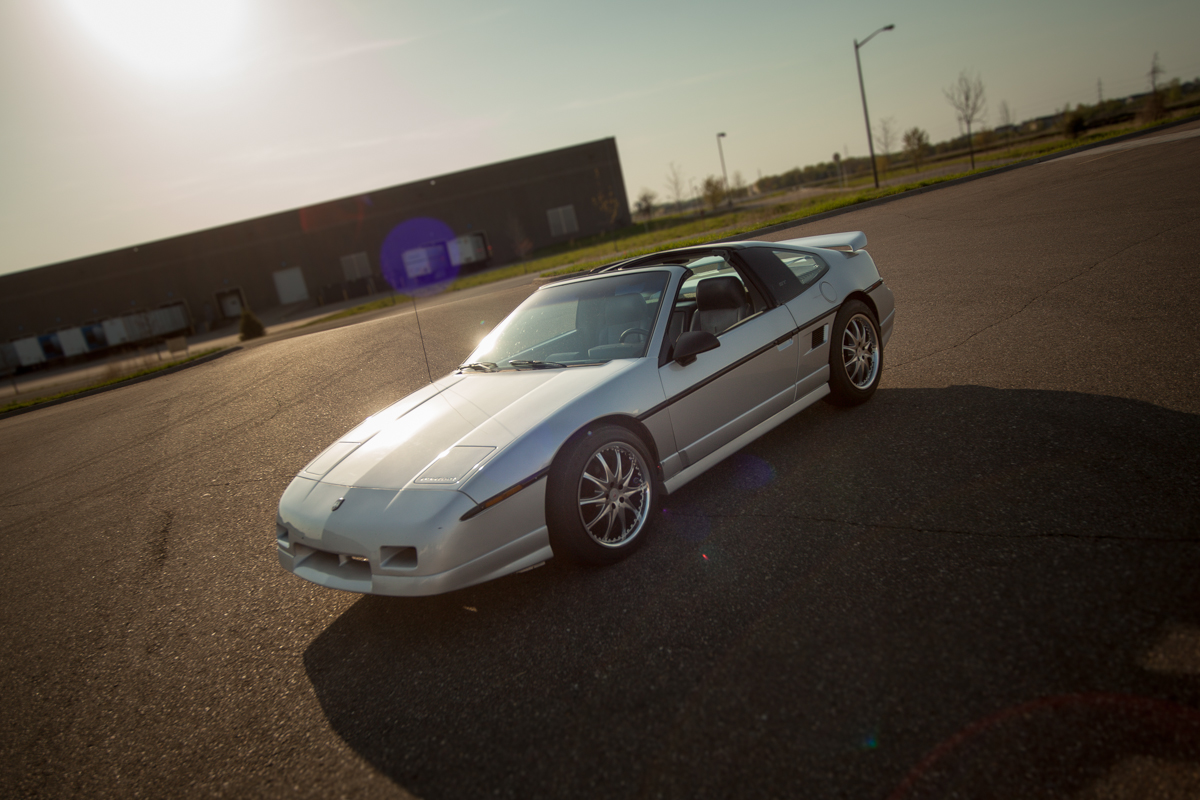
[302,118,1176,324]
[301,294,410,326]
[1,347,223,415]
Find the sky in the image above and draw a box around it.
[1,0,1198,277]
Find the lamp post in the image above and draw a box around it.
[716,132,731,207]
[854,24,893,190]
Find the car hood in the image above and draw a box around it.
[301,361,637,491]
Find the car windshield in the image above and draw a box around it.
[464,271,669,370]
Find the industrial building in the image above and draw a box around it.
[1,138,630,370]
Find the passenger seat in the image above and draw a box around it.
[690,276,750,335]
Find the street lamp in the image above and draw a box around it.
[716,132,731,207]
[854,24,894,189]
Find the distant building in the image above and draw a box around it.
[1,138,630,369]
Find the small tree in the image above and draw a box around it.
[902,127,930,172]
[239,307,265,341]
[663,162,687,213]
[592,188,621,234]
[873,116,898,178]
[1061,105,1086,139]
[701,175,725,211]
[591,168,623,244]
[634,188,657,225]
[944,70,987,169]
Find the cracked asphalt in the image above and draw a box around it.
[2,123,1199,799]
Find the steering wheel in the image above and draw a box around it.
[619,328,649,343]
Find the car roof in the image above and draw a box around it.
[591,240,777,275]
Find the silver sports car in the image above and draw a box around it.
[277,231,895,595]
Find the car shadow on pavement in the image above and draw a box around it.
[304,386,1200,799]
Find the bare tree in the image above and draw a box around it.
[997,100,1013,139]
[944,70,987,169]
[506,217,533,261]
[663,162,687,213]
[873,116,897,178]
[591,167,622,241]
[902,127,930,172]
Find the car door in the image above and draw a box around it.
[740,246,840,400]
[657,258,798,470]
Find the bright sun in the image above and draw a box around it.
[64,0,247,79]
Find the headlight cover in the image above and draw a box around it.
[414,446,495,485]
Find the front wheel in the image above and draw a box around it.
[547,425,657,565]
[827,299,882,406]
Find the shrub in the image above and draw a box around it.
[1138,92,1165,124]
[239,308,265,341]
[1062,110,1086,140]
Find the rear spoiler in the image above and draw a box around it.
[778,231,867,253]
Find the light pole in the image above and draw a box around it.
[716,132,731,207]
[854,24,893,190]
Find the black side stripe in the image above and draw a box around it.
[637,305,841,422]
[460,468,550,521]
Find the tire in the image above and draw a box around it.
[827,299,882,406]
[546,425,657,565]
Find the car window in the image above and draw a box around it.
[466,271,669,368]
[739,246,828,305]
[678,256,741,300]
[656,255,772,361]
[773,250,827,286]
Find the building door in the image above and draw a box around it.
[216,289,244,319]
[274,267,309,305]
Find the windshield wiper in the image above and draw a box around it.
[508,360,567,370]
[458,361,498,372]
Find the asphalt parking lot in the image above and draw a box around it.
[1,122,1198,799]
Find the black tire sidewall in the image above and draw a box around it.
[546,425,657,565]
[827,299,882,406]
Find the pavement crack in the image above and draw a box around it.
[889,218,1198,371]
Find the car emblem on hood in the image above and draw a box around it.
[332,497,345,511]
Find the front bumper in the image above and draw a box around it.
[276,475,551,596]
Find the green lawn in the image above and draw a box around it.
[299,117,1184,327]
[1,348,223,415]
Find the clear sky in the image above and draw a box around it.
[2,0,1197,277]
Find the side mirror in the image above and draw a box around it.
[672,330,720,366]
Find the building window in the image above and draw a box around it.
[547,205,579,238]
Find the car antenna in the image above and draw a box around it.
[409,293,434,384]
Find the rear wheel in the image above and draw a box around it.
[827,299,882,406]
[547,425,656,565]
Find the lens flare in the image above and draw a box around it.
[380,217,461,297]
[730,453,776,492]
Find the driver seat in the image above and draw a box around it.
[597,293,648,345]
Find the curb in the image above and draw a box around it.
[716,111,1200,242]
[0,346,243,421]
